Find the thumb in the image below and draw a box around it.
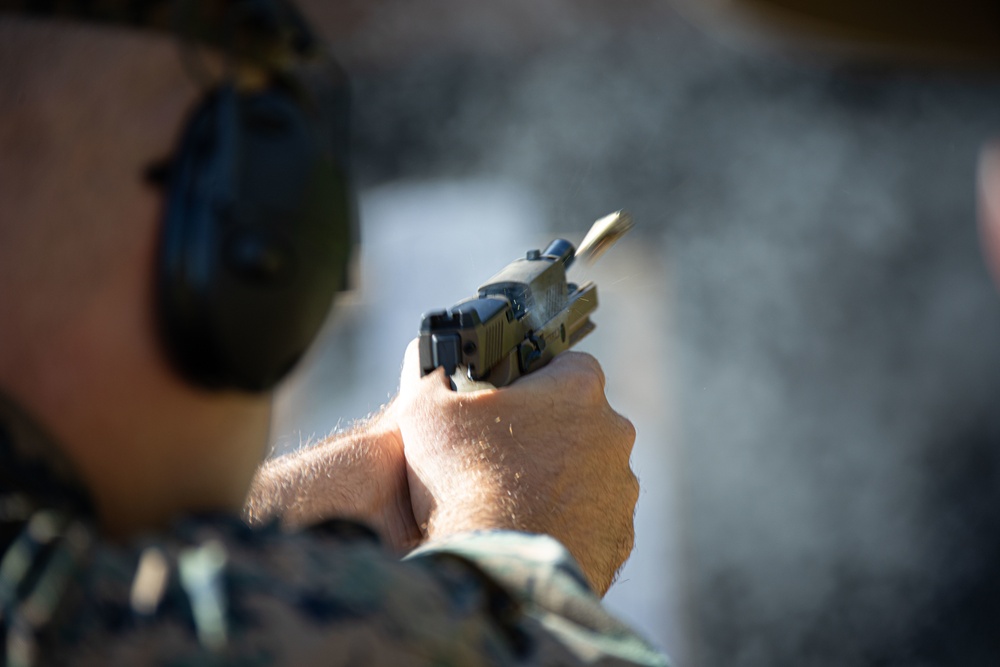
[399,338,450,398]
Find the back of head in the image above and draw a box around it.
[0,0,355,393]
[0,0,355,534]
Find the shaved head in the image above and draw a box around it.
[0,18,196,352]
[0,17,270,535]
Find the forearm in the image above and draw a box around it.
[243,413,420,551]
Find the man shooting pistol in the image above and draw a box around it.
[0,2,663,665]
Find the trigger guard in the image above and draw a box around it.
[481,353,522,388]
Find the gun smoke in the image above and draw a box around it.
[287,7,1000,666]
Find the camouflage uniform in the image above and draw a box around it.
[0,399,668,666]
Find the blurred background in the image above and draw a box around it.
[273,2,1000,665]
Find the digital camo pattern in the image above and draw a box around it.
[9,516,668,666]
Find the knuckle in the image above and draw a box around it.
[605,409,636,452]
[609,408,637,440]
[619,414,637,447]
[556,352,606,389]
[612,466,640,504]
[627,470,641,505]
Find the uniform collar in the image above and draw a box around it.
[0,392,95,519]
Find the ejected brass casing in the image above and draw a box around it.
[575,211,635,266]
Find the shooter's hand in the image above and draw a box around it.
[392,339,638,596]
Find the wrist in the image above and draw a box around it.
[419,476,536,541]
[244,409,419,550]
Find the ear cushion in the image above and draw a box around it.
[157,84,352,392]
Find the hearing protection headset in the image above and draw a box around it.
[2,0,356,392]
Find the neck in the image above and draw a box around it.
[0,391,96,517]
